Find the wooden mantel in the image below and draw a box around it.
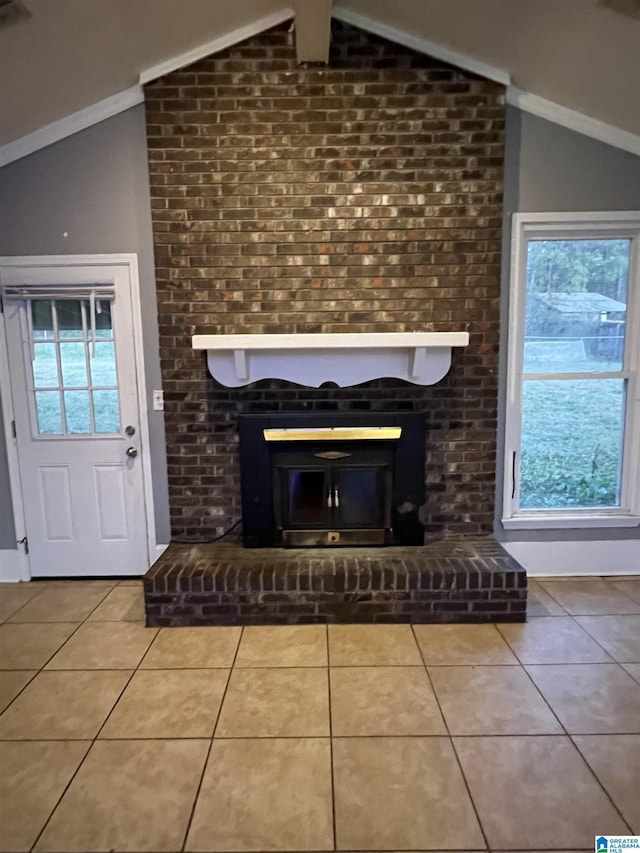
[191,332,469,388]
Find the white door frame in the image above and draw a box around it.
[0,254,160,581]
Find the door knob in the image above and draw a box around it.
[126,446,138,458]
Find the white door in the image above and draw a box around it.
[2,263,149,577]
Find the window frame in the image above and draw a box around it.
[502,211,640,529]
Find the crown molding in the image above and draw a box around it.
[332,5,511,86]
[0,86,144,168]
[506,87,640,157]
[139,7,295,84]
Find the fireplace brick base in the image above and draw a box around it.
[144,538,526,626]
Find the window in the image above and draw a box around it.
[29,298,120,437]
[503,213,640,528]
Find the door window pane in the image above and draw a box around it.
[93,391,120,434]
[60,342,88,387]
[520,379,625,509]
[64,391,92,434]
[524,239,629,373]
[90,342,117,386]
[95,302,113,338]
[56,301,84,339]
[33,343,59,388]
[35,392,63,434]
[31,301,54,339]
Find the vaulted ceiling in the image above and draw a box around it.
[1,0,639,153]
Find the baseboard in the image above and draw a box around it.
[502,539,640,577]
[0,548,30,582]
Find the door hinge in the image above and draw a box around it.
[11,420,16,439]
[17,536,29,554]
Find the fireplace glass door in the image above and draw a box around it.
[286,469,329,526]
[274,448,393,545]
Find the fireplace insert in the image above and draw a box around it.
[273,445,394,546]
[238,412,426,547]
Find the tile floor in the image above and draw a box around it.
[0,575,639,852]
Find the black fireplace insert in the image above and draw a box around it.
[238,412,426,547]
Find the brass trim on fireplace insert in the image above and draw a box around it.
[282,528,391,547]
[263,426,402,442]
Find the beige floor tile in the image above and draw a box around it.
[0,669,37,713]
[0,669,130,739]
[333,736,484,850]
[87,585,145,622]
[0,582,47,623]
[429,665,562,735]
[498,616,613,664]
[46,622,157,669]
[575,615,640,662]
[329,624,422,666]
[45,580,118,588]
[622,662,640,683]
[535,575,604,581]
[0,740,90,853]
[35,739,208,853]
[604,575,640,581]
[141,626,241,668]
[330,666,446,736]
[216,667,329,737]
[610,579,640,604]
[527,663,640,733]
[235,624,327,667]
[455,735,628,849]
[413,623,518,665]
[100,669,228,738]
[0,670,36,713]
[539,579,640,615]
[186,738,333,852]
[9,582,114,623]
[527,581,568,616]
[0,622,78,669]
[574,734,640,833]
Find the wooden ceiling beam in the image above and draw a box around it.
[292,0,332,64]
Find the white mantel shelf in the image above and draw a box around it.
[192,332,470,388]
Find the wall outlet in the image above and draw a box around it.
[152,390,164,411]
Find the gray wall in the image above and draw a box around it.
[496,107,640,543]
[0,105,171,548]
[1,102,639,552]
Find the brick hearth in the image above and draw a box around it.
[144,538,526,626]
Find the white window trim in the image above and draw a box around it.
[502,211,640,530]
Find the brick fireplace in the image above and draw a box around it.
[145,19,505,542]
[142,19,525,624]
